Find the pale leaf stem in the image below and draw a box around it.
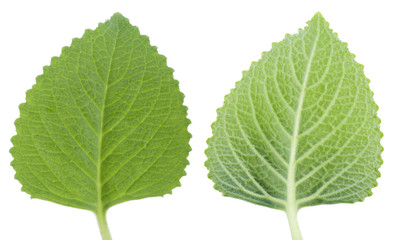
[96,210,112,240]
[286,205,302,240]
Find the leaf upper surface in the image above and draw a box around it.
[205,13,382,210]
[11,13,191,212]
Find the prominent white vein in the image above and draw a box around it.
[287,18,321,212]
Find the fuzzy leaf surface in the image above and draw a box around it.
[11,13,191,212]
[205,13,382,211]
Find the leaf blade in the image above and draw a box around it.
[11,12,191,214]
[205,12,382,213]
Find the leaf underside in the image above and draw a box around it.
[205,13,382,211]
[11,13,191,212]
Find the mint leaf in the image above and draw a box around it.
[205,12,382,240]
[10,13,191,240]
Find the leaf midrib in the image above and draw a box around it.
[286,19,320,212]
[96,28,120,214]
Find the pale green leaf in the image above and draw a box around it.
[10,13,191,239]
[205,12,382,239]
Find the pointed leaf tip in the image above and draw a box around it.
[313,12,324,19]
[111,12,125,19]
[109,12,130,25]
[307,12,327,26]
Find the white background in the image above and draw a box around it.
[1,0,396,239]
